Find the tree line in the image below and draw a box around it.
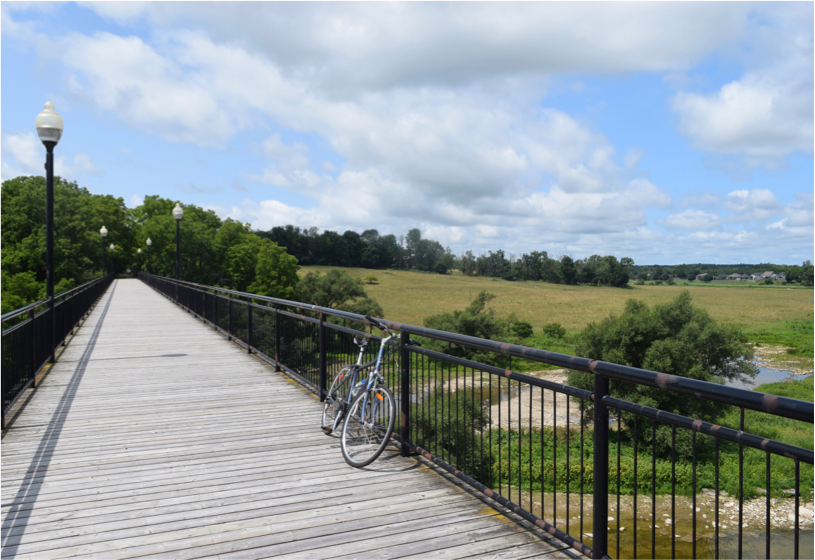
[1,176,300,314]
[633,262,814,285]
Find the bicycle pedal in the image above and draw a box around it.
[321,427,332,434]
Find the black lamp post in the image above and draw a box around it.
[173,203,183,280]
[146,238,152,274]
[110,244,115,277]
[36,101,63,364]
[100,226,108,276]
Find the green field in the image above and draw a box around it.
[300,266,814,368]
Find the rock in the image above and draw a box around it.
[800,507,814,519]
[721,491,730,497]
[583,533,593,538]
[696,508,700,512]
[666,519,672,525]
[619,527,625,532]
[789,513,796,522]
[756,487,766,494]
[608,516,614,521]
[702,488,715,496]
[783,489,797,496]
[702,514,707,519]
[724,501,735,508]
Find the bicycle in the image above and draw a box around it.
[320,316,419,467]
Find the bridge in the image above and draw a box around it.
[3,275,813,559]
[2,279,574,559]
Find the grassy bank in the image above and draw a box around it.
[301,266,813,372]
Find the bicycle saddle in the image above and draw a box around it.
[353,336,369,348]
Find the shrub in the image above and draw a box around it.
[511,320,534,339]
[542,322,567,339]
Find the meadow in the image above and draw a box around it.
[300,266,814,368]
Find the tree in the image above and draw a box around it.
[568,291,757,457]
[363,274,379,284]
[559,255,577,285]
[247,240,300,299]
[423,291,514,365]
[297,269,366,308]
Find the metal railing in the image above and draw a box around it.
[2,274,113,428]
[140,272,814,559]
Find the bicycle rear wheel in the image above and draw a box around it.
[340,384,396,467]
[321,366,353,434]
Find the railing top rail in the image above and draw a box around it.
[1,274,111,323]
[141,272,814,423]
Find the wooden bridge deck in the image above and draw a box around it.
[2,279,574,559]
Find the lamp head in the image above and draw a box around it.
[146,238,152,246]
[138,248,142,254]
[110,243,115,250]
[100,225,108,238]
[35,102,63,145]
[172,203,183,221]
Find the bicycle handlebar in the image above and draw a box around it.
[364,316,422,347]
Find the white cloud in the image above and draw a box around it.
[725,188,782,222]
[672,3,813,168]
[662,209,720,231]
[1,130,101,181]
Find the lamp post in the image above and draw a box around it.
[110,244,115,277]
[100,226,108,276]
[137,248,142,274]
[173,203,183,280]
[36,101,63,364]
[146,238,152,274]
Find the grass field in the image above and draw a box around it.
[300,266,814,348]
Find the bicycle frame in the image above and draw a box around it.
[358,332,395,423]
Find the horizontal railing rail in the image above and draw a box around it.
[2,274,114,428]
[140,272,814,560]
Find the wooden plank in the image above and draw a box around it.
[2,279,570,560]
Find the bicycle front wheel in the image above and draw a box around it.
[322,366,353,434]
[340,385,396,467]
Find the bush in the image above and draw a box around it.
[434,262,449,275]
[569,291,757,458]
[511,320,534,339]
[542,322,566,339]
[763,278,774,285]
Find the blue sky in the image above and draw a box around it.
[2,1,812,265]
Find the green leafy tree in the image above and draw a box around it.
[248,240,300,299]
[423,291,514,364]
[568,291,757,458]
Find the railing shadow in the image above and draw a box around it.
[0,281,118,556]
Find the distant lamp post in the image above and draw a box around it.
[173,203,183,280]
[146,238,152,274]
[100,226,108,276]
[110,244,115,277]
[137,248,142,273]
[36,101,64,364]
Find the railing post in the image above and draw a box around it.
[0,320,6,430]
[400,330,411,457]
[227,295,232,340]
[318,312,327,402]
[213,292,218,330]
[202,291,206,322]
[592,370,610,560]
[274,304,281,372]
[247,301,253,354]
[29,308,36,388]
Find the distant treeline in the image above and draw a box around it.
[632,263,814,285]
[257,226,455,272]
[258,225,632,287]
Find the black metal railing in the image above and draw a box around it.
[140,273,814,560]
[2,274,114,428]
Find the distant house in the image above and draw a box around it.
[727,273,741,280]
[750,273,763,281]
[737,274,750,280]
[715,274,728,280]
[760,271,774,279]
[777,272,787,280]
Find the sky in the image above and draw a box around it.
[1,1,813,265]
